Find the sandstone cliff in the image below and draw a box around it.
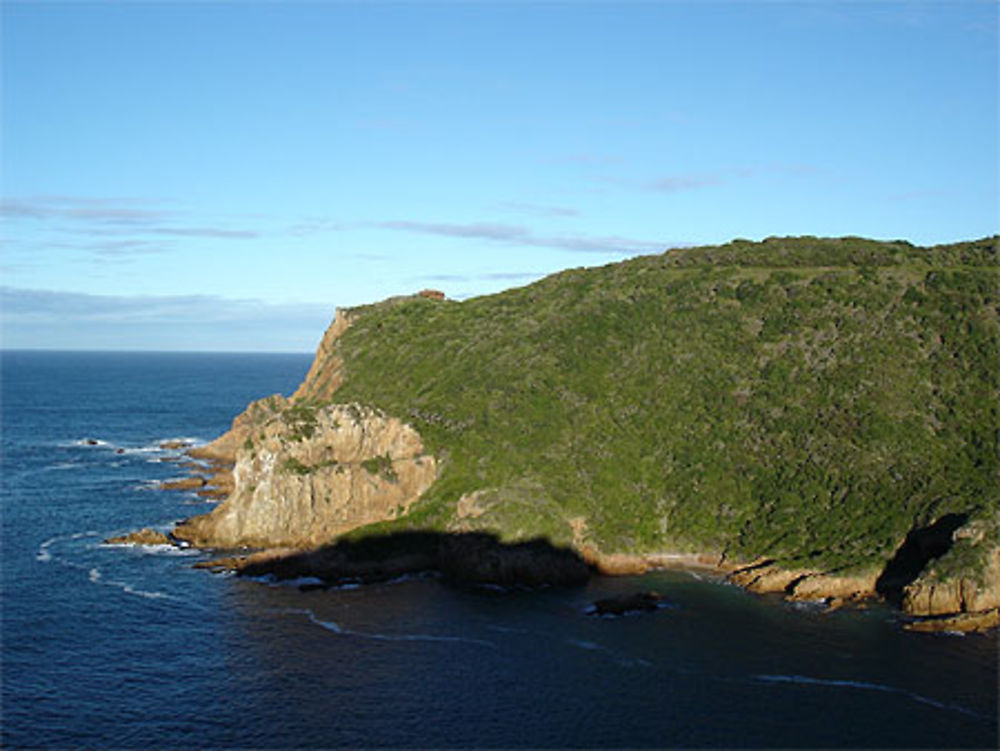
[175,403,437,549]
[899,519,1000,631]
[175,304,438,550]
[188,309,355,466]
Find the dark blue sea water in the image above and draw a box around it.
[2,350,997,749]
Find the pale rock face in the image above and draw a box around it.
[175,403,437,549]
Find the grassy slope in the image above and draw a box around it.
[305,236,998,575]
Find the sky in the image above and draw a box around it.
[2,0,997,352]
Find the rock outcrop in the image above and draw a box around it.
[160,476,208,491]
[588,591,670,616]
[901,543,1000,621]
[105,528,174,546]
[728,561,879,604]
[174,403,437,549]
[724,528,1000,631]
[291,307,354,404]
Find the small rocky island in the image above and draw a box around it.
[113,236,1000,632]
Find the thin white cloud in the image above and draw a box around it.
[373,220,529,241]
[146,227,258,238]
[498,201,581,218]
[643,164,820,194]
[0,197,171,224]
[0,286,324,322]
[645,174,726,193]
[418,271,545,284]
[370,219,672,255]
[2,195,262,249]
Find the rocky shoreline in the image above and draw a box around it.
[109,458,1000,633]
[104,296,999,634]
[105,414,1000,633]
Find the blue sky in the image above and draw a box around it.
[2,1,997,351]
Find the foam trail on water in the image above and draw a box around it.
[306,611,345,635]
[279,608,497,649]
[37,531,99,563]
[754,674,982,718]
[487,624,530,635]
[36,536,57,562]
[566,636,650,668]
[86,567,180,601]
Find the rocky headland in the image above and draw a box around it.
[113,236,1000,632]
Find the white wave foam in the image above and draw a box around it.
[140,544,199,557]
[487,624,530,635]
[120,446,162,455]
[87,569,179,601]
[155,436,205,448]
[100,541,198,557]
[118,584,177,600]
[72,438,111,447]
[383,571,441,585]
[565,636,650,668]
[131,480,163,491]
[306,612,346,634]
[754,674,981,718]
[38,531,98,562]
[278,608,497,648]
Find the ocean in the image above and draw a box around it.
[1,350,997,749]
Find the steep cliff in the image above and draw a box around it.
[176,403,436,549]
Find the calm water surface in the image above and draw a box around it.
[2,351,996,748]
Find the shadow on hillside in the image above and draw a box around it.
[875,513,968,608]
[238,530,593,589]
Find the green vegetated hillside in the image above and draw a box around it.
[312,236,1000,576]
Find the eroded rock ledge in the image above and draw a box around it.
[174,403,437,549]
[727,551,1000,633]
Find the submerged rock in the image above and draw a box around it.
[588,591,669,616]
[159,440,193,450]
[105,528,173,546]
[160,476,208,490]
